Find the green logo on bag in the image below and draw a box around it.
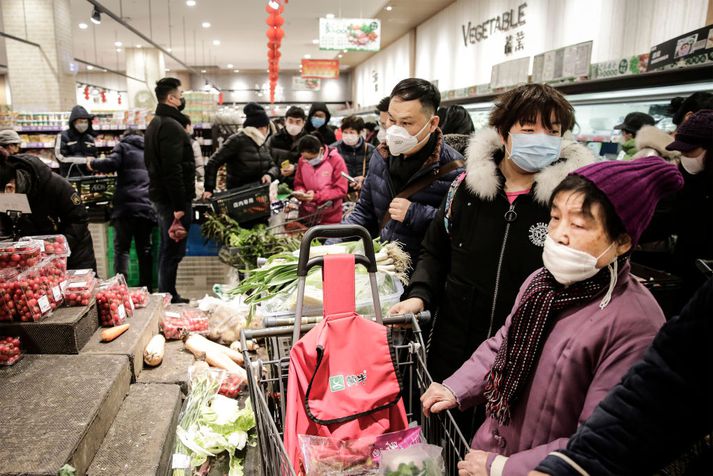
[329,375,345,392]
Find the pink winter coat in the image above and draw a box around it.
[294,146,348,225]
[443,261,665,476]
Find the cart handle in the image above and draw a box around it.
[297,224,377,276]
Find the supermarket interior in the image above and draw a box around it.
[0,0,711,475]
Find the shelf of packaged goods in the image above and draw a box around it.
[21,143,55,149]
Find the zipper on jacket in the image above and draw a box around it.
[487,202,517,338]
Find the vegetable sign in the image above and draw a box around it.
[319,17,381,52]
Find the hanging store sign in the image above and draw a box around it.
[319,18,381,52]
[532,40,593,84]
[292,76,321,91]
[461,3,527,47]
[648,25,713,72]
[301,59,340,79]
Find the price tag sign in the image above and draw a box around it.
[38,295,51,313]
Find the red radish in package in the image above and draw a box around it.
[160,306,209,340]
[0,241,42,270]
[0,268,19,321]
[9,262,54,322]
[42,256,67,309]
[96,274,133,327]
[129,287,150,308]
[19,234,70,258]
[62,272,97,307]
[0,336,22,366]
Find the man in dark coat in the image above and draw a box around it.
[532,278,712,476]
[0,148,96,270]
[305,102,337,145]
[144,77,195,303]
[88,129,155,290]
[336,78,464,262]
[268,106,307,188]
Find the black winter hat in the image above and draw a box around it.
[666,109,713,153]
[243,102,270,128]
[614,112,656,134]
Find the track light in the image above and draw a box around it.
[267,1,280,9]
[90,7,101,25]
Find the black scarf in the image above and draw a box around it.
[155,103,190,127]
[483,265,612,425]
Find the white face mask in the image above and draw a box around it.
[377,128,387,143]
[286,123,303,137]
[680,151,706,175]
[542,235,615,285]
[342,133,360,147]
[386,119,432,156]
[75,122,89,133]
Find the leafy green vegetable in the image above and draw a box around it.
[57,465,76,476]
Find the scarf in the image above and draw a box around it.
[483,265,613,425]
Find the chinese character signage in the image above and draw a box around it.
[319,18,381,52]
[648,25,713,72]
[301,59,340,79]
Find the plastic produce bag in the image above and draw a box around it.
[379,444,445,476]
[129,286,150,308]
[160,305,209,340]
[197,295,259,345]
[0,336,22,366]
[96,274,133,326]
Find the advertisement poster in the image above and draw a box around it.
[301,59,340,79]
[490,56,530,89]
[648,25,713,72]
[292,76,322,91]
[319,18,381,52]
[589,53,650,80]
[532,41,592,83]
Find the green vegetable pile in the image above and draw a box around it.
[383,461,442,476]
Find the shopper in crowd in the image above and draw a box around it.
[670,91,713,130]
[202,102,278,201]
[0,143,96,270]
[531,277,712,476]
[87,129,155,290]
[292,135,348,226]
[363,121,378,145]
[144,77,195,304]
[391,85,596,424]
[268,106,307,188]
[331,115,375,198]
[58,105,97,159]
[373,96,391,146]
[0,129,22,158]
[185,118,205,182]
[305,102,337,145]
[629,124,680,161]
[613,112,656,160]
[437,104,476,155]
[664,109,713,307]
[422,157,683,476]
[336,78,463,262]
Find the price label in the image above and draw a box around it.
[74,269,90,275]
[60,279,68,291]
[52,286,62,301]
[165,311,181,318]
[67,282,87,289]
[118,304,126,320]
[38,295,51,313]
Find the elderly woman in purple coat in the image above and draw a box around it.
[421,157,684,476]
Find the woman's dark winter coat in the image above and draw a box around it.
[59,105,97,158]
[90,134,155,222]
[203,127,279,192]
[408,128,595,384]
[305,103,337,145]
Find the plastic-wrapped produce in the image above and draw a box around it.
[96,274,133,326]
[129,287,150,308]
[0,336,22,366]
[62,270,97,307]
[0,240,41,270]
[19,234,70,257]
[160,305,209,340]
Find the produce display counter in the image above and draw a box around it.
[137,339,197,394]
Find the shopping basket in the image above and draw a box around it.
[211,182,271,224]
[240,224,470,475]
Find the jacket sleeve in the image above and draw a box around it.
[402,201,438,236]
[342,164,378,235]
[204,134,240,192]
[293,162,305,192]
[264,150,280,180]
[58,131,71,157]
[315,156,348,203]
[51,177,91,257]
[89,144,122,173]
[157,122,188,210]
[535,279,713,476]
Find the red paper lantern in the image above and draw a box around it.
[266,27,284,42]
[266,14,284,28]
[265,2,284,14]
[267,49,282,60]
[84,85,90,100]
[218,92,224,105]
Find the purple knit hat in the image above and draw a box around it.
[571,156,684,245]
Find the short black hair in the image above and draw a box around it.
[376,96,391,114]
[285,106,306,120]
[155,77,181,102]
[490,83,575,137]
[671,92,713,126]
[297,134,322,154]
[363,121,377,132]
[341,115,365,132]
[549,174,628,243]
[390,79,440,115]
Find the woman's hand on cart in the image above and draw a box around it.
[201,191,213,200]
[457,450,489,476]
[389,297,425,316]
[421,382,458,416]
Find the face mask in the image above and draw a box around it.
[342,133,360,147]
[680,151,706,175]
[542,235,615,285]
[386,119,432,156]
[311,117,326,129]
[507,133,562,173]
[178,97,186,111]
[286,123,303,137]
[308,152,324,167]
[75,122,89,133]
[377,128,387,143]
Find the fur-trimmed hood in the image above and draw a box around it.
[464,127,596,205]
[632,125,680,160]
[242,126,267,146]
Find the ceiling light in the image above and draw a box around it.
[338,54,343,58]
[201,21,211,28]
[201,69,207,73]
[87,65,94,70]
[135,44,142,48]
[325,13,335,19]
[267,0,280,9]
[227,63,234,68]
[116,48,122,52]
[303,54,311,59]
[212,39,221,46]
[385,5,393,11]
[186,0,196,6]
[312,39,319,45]
[114,41,122,47]
[90,7,101,24]
[266,69,270,73]
[166,47,172,52]
[78,22,88,30]
[165,68,171,72]
[343,49,348,53]
[233,69,240,73]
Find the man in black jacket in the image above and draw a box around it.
[57,105,97,176]
[531,278,712,476]
[0,148,96,270]
[144,77,195,303]
[305,102,337,145]
[268,106,307,188]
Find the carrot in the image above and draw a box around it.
[184,334,244,365]
[101,323,130,342]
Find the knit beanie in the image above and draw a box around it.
[571,156,684,245]
[243,102,270,128]
[666,109,713,152]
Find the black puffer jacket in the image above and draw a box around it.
[305,103,337,145]
[408,128,595,383]
[90,134,155,221]
[332,137,375,180]
[2,154,96,270]
[144,104,195,211]
[268,128,306,188]
[535,278,713,476]
[204,127,279,192]
[59,105,97,158]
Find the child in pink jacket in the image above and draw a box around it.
[292,135,348,225]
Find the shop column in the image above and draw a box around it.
[1,0,77,111]
[125,47,166,109]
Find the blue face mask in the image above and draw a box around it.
[507,133,562,173]
[311,117,327,129]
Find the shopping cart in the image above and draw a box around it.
[240,224,470,476]
[267,199,335,236]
